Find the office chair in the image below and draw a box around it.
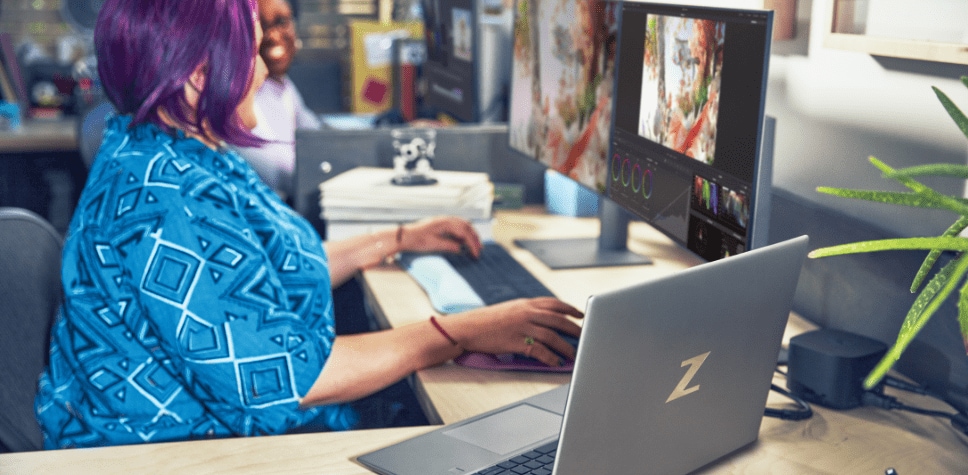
[0,207,63,453]
[77,100,115,169]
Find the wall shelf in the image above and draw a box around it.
[823,0,968,65]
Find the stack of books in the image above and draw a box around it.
[319,166,494,241]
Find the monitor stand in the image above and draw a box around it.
[514,197,653,270]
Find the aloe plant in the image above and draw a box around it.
[808,76,968,390]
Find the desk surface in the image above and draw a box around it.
[0,119,77,153]
[2,208,967,474]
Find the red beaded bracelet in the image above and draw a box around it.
[430,316,461,348]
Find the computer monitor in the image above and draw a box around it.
[420,0,477,122]
[608,1,773,262]
[507,0,641,269]
[421,0,512,123]
[508,0,773,268]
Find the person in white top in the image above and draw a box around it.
[237,0,322,201]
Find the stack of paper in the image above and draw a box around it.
[319,166,494,240]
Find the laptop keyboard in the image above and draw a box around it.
[442,242,556,305]
[472,440,558,475]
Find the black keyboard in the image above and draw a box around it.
[444,242,556,304]
[472,440,558,475]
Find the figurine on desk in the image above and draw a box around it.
[391,127,438,185]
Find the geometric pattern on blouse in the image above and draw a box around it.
[35,116,356,449]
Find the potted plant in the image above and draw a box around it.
[808,76,968,390]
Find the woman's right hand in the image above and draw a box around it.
[444,297,584,367]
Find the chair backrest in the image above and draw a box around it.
[0,207,63,452]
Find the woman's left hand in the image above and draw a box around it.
[400,216,483,258]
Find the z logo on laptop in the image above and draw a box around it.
[666,351,711,403]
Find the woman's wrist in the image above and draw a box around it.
[395,223,405,254]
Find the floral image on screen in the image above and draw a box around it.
[638,15,724,165]
[508,0,618,193]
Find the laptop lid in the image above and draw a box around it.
[357,235,809,475]
[554,235,808,474]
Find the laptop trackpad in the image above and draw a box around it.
[442,404,562,455]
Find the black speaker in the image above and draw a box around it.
[787,328,888,409]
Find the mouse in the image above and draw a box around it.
[514,330,579,365]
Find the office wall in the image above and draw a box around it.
[768,1,968,237]
[763,1,968,409]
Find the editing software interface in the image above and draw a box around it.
[607,2,772,261]
[507,0,619,194]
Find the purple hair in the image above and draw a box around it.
[95,0,265,147]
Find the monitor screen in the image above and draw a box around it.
[422,0,480,122]
[607,2,773,261]
[507,1,773,269]
[507,0,619,194]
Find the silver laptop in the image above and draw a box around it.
[357,236,809,475]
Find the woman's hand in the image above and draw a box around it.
[400,216,483,258]
[445,297,584,367]
[303,297,582,406]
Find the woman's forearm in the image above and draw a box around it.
[300,317,462,406]
[324,226,401,287]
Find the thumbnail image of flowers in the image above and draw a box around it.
[639,15,724,165]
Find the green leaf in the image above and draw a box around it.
[808,237,968,259]
[864,254,968,388]
[912,216,968,292]
[870,157,968,215]
[959,281,968,354]
[870,157,930,195]
[815,187,948,209]
[933,85,968,141]
[893,163,968,179]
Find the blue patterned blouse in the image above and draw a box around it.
[35,116,357,449]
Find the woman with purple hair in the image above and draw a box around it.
[34,0,582,448]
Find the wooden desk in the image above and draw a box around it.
[361,207,705,424]
[0,118,77,153]
[2,208,967,474]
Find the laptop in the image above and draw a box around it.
[357,236,809,475]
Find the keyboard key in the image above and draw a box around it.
[523,460,545,469]
[535,440,558,454]
[520,450,542,459]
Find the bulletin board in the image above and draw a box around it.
[349,20,424,114]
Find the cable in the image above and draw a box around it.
[861,389,968,437]
[764,383,813,421]
[882,375,929,395]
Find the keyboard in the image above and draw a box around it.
[398,242,556,314]
[471,440,558,475]
[444,242,556,305]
